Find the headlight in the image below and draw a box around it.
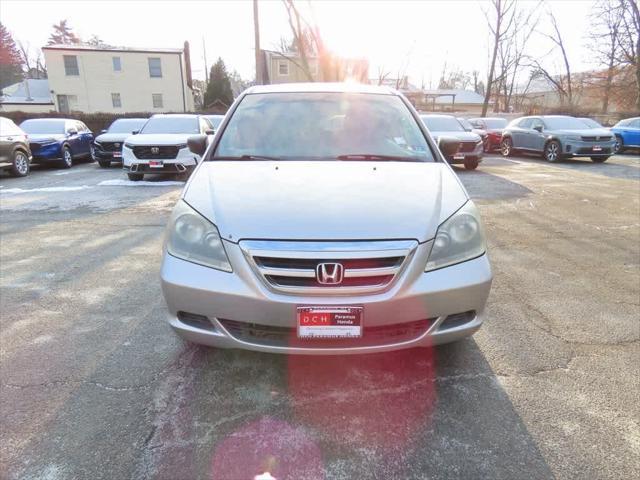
[166,200,232,272]
[124,142,134,149]
[566,135,581,142]
[176,143,188,149]
[425,201,487,272]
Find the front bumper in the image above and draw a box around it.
[562,139,615,157]
[122,146,199,174]
[161,240,493,354]
[447,142,484,164]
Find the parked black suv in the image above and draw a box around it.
[0,117,32,177]
[93,118,148,168]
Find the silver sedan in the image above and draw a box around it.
[161,83,492,354]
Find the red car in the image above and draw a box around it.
[469,117,508,152]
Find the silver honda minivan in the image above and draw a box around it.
[160,83,492,354]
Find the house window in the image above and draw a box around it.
[152,93,163,108]
[148,57,162,78]
[112,57,121,72]
[278,60,289,76]
[63,55,79,76]
[111,93,122,108]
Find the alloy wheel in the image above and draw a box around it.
[501,138,511,156]
[14,152,29,175]
[545,142,560,162]
[90,145,96,161]
[64,148,73,167]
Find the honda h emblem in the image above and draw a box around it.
[316,263,344,285]
[151,147,160,154]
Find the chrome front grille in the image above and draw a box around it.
[240,240,417,295]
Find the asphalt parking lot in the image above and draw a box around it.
[1,154,639,480]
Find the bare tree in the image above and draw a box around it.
[481,0,517,116]
[586,1,623,112]
[494,2,540,112]
[526,9,574,107]
[616,0,640,110]
[16,40,47,79]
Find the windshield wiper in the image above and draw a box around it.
[336,154,423,162]
[211,155,282,161]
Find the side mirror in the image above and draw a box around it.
[132,130,139,135]
[187,134,208,156]
[100,129,107,134]
[438,137,461,158]
[67,128,78,136]
[533,125,543,133]
[205,128,214,135]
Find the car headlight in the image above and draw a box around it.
[566,135,581,142]
[166,200,232,272]
[176,143,188,149]
[425,201,487,272]
[124,142,134,149]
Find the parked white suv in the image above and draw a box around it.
[122,114,213,181]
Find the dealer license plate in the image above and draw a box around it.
[113,151,122,158]
[297,306,363,339]
[592,145,602,152]
[453,154,465,160]
[149,160,163,168]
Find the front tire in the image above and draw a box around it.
[544,140,562,162]
[464,157,479,170]
[127,172,144,181]
[98,160,111,168]
[613,135,624,154]
[501,137,514,157]
[60,146,73,169]
[591,156,609,163]
[10,150,30,177]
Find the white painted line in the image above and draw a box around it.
[0,186,91,194]
[53,170,84,176]
[98,179,184,187]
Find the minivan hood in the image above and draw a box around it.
[125,133,195,145]
[28,133,65,142]
[184,161,469,242]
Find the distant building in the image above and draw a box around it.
[0,79,55,113]
[404,89,490,114]
[261,50,368,84]
[41,43,195,113]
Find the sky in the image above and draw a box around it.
[1,0,598,86]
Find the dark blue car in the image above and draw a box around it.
[20,118,94,168]
[611,117,640,153]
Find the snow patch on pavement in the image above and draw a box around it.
[98,179,184,187]
[0,186,91,194]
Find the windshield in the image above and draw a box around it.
[421,116,465,132]
[140,117,199,134]
[543,117,592,130]
[107,119,148,133]
[483,118,508,129]
[205,116,224,128]
[20,120,65,134]
[458,118,473,130]
[213,92,433,161]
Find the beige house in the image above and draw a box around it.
[42,44,195,113]
[261,50,368,84]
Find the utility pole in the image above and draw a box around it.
[253,0,262,84]
[202,36,209,88]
